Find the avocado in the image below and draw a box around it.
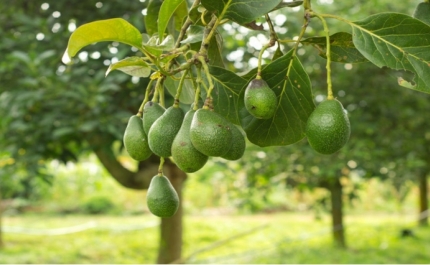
[221,124,246,161]
[244,78,277,119]
[190,109,233,157]
[148,106,184,157]
[146,175,179,218]
[142,101,165,135]
[123,115,152,161]
[171,110,208,173]
[305,99,350,154]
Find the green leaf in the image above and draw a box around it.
[351,13,430,93]
[143,35,175,57]
[145,0,162,36]
[302,32,368,63]
[62,18,142,64]
[106,57,151,77]
[181,25,204,44]
[207,32,225,68]
[189,5,202,24]
[271,0,303,11]
[164,74,195,104]
[173,1,189,32]
[203,67,248,125]
[239,50,315,147]
[413,2,430,26]
[201,0,283,25]
[272,44,284,61]
[158,0,185,40]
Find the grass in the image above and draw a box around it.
[1,212,429,264]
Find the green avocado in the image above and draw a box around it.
[244,78,277,119]
[413,2,430,26]
[123,115,152,161]
[305,99,350,155]
[190,109,232,157]
[148,106,184,157]
[142,101,165,135]
[146,175,179,218]
[221,124,246,161]
[171,110,208,173]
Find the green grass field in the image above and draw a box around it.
[1,212,429,264]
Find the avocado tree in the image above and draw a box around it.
[2,0,430,262]
[63,0,429,228]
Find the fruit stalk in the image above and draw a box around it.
[158,157,165,176]
[312,12,333,99]
[198,56,215,104]
[137,78,154,117]
[193,82,201,111]
[257,15,278,78]
[285,10,310,79]
[151,78,161,103]
[174,69,189,107]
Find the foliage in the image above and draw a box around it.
[60,1,430,186]
[80,195,117,215]
[1,0,428,189]
[0,0,150,197]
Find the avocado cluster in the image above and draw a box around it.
[124,102,246,172]
[123,101,246,217]
[171,107,246,172]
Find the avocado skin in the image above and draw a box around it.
[148,106,184,158]
[142,101,165,135]
[305,99,350,155]
[172,110,208,173]
[123,115,152,161]
[413,2,430,25]
[146,175,179,218]
[221,124,246,161]
[190,109,232,157]
[244,79,277,119]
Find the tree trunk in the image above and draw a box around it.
[329,178,346,248]
[418,173,428,226]
[86,135,187,263]
[156,161,186,264]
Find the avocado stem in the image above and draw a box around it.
[174,69,189,107]
[151,78,161,103]
[197,56,215,101]
[285,9,309,80]
[193,82,201,111]
[202,97,212,110]
[157,79,166,108]
[137,79,155,117]
[312,12,334,100]
[158,157,165,176]
[257,15,278,79]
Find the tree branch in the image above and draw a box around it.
[86,134,158,190]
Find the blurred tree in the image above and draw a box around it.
[0,0,185,262]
